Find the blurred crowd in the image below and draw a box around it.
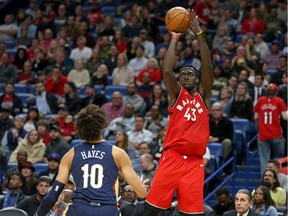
[0,0,287,215]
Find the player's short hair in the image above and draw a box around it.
[179,65,199,78]
[75,104,107,142]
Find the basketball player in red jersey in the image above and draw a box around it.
[144,10,214,216]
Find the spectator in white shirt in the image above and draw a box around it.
[128,45,148,76]
[140,29,155,58]
[70,36,92,66]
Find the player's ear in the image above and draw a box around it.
[195,78,199,84]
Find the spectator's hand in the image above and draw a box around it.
[116,122,124,127]
[12,128,19,138]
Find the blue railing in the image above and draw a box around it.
[204,157,235,202]
[245,133,259,183]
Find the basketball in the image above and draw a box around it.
[165,7,189,33]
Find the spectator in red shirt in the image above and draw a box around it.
[46,67,67,96]
[59,114,75,142]
[193,0,210,25]
[254,83,287,175]
[136,58,162,86]
[86,0,102,29]
[242,7,265,35]
[36,120,51,145]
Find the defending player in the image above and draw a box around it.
[35,104,148,216]
[144,9,214,216]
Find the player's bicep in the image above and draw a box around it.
[56,148,74,184]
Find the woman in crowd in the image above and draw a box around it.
[112,53,134,86]
[251,186,278,216]
[230,82,253,120]
[115,131,136,160]
[19,161,38,196]
[217,87,233,117]
[92,63,108,89]
[9,129,46,164]
[136,57,162,86]
[67,59,90,88]
[146,83,168,117]
[23,107,39,132]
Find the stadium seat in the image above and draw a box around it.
[6,48,17,57]
[276,206,286,216]
[34,163,48,174]
[94,85,102,93]
[7,162,17,170]
[0,84,3,93]
[207,142,224,169]
[5,40,16,49]
[70,139,82,147]
[230,118,249,154]
[267,69,277,77]
[17,93,34,107]
[104,85,128,96]
[0,207,28,216]
[5,150,12,161]
[28,85,36,94]
[78,86,86,97]
[158,25,167,36]
[44,114,59,121]
[14,84,28,94]
[107,76,113,86]
[83,6,91,13]
[210,97,217,105]
[101,6,116,16]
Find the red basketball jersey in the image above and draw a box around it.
[164,86,210,156]
[254,96,287,141]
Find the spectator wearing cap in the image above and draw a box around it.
[80,83,108,109]
[43,125,70,163]
[0,102,13,139]
[254,83,287,175]
[1,114,28,151]
[46,66,68,96]
[139,29,155,58]
[262,40,283,70]
[9,129,46,164]
[58,81,81,115]
[28,80,58,115]
[19,160,38,196]
[128,45,148,76]
[3,150,28,190]
[0,173,26,209]
[38,153,60,183]
[17,176,52,216]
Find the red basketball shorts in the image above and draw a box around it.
[145,148,204,214]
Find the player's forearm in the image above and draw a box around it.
[162,37,178,76]
[197,34,213,92]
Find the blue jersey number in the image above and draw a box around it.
[81,164,104,189]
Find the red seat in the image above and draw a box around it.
[278,157,288,175]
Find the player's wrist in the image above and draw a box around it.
[195,30,203,36]
[171,35,179,40]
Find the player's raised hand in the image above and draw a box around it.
[188,9,202,36]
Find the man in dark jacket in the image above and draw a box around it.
[209,102,234,160]
[81,83,108,108]
[212,188,235,216]
[17,176,52,216]
[42,125,70,163]
[38,153,60,183]
[0,81,23,116]
[0,173,26,208]
[223,189,259,216]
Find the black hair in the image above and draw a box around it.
[180,65,200,79]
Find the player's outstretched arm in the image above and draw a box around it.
[189,10,214,107]
[113,146,147,198]
[35,149,74,216]
[162,31,183,107]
